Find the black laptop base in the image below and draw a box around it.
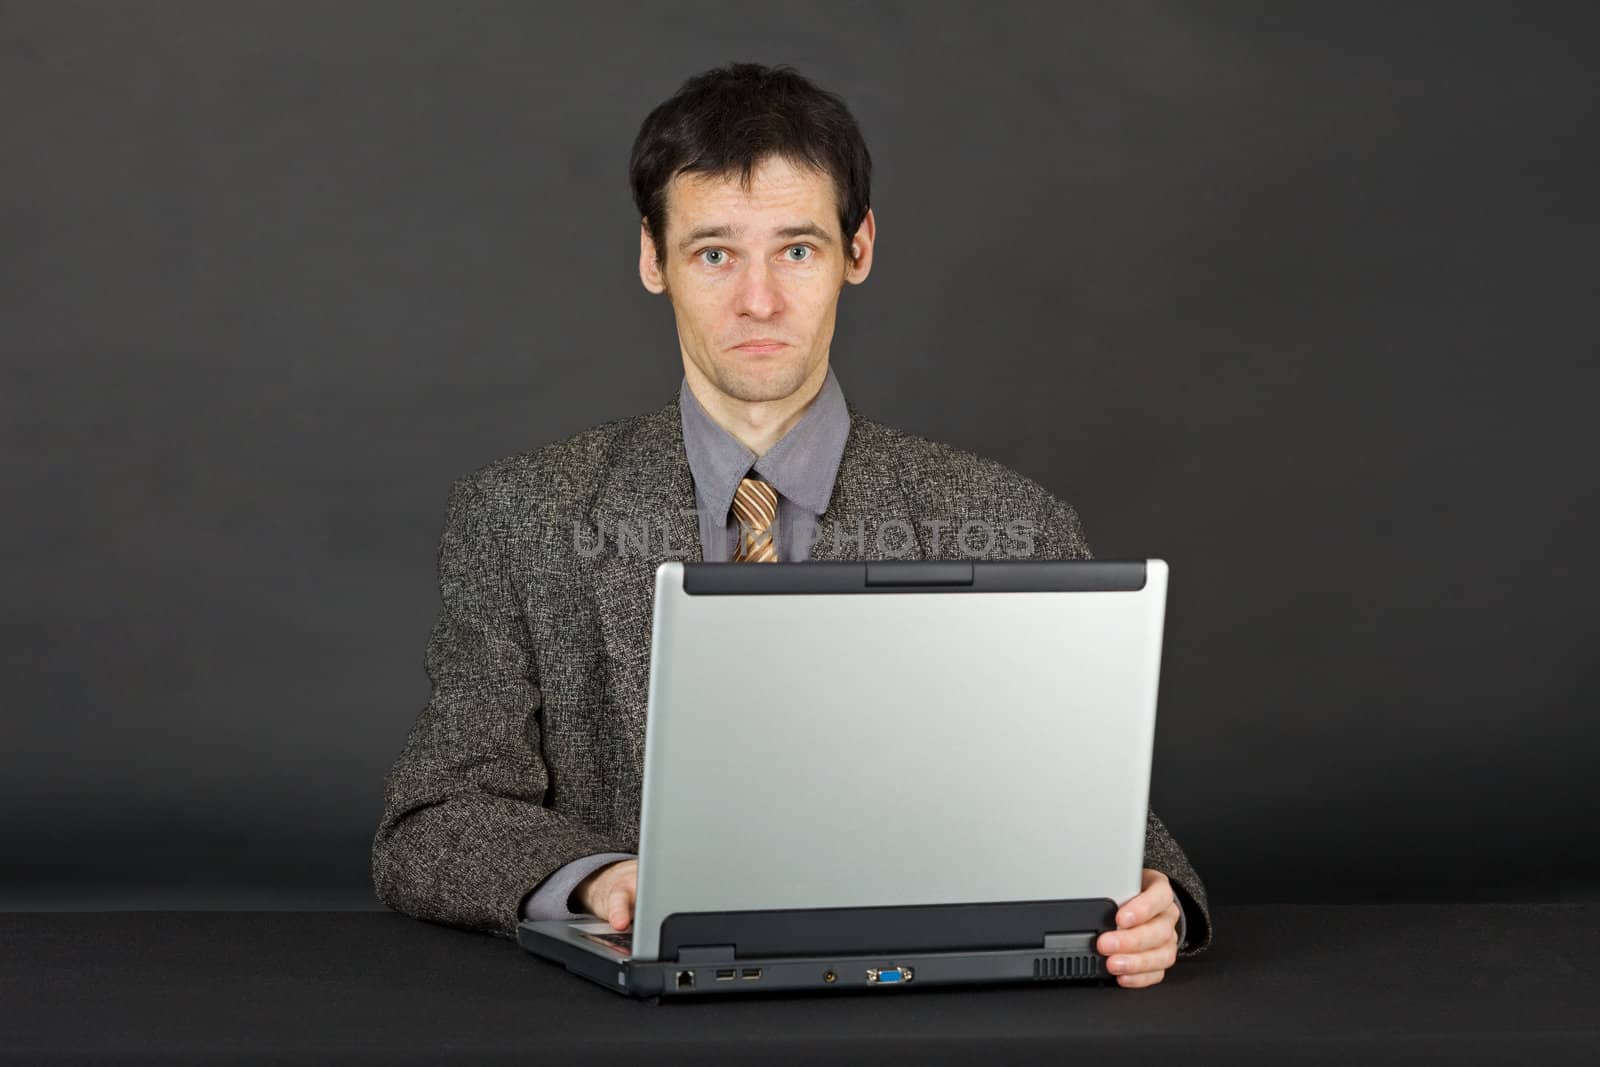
[518,897,1120,1000]
[520,924,1113,999]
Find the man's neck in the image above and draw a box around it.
[684,360,831,457]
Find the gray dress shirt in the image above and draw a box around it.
[679,363,851,563]
[518,366,1186,947]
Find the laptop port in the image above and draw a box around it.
[739,968,762,980]
[675,970,694,989]
[866,966,913,984]
[715,969,736,981]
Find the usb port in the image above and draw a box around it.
[715,969,735,981]
[740,968,762,980]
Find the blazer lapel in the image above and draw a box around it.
[808,400,926,562]
[586,393,703,782]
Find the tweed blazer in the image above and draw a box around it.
[371,389,1214,957]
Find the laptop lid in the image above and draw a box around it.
[628,559,1168,962]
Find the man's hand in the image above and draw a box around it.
[574,859,637,930]
[1096,868,1182,989]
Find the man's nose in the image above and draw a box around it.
[735,260,784,318]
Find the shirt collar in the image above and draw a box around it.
[679,364,851,523]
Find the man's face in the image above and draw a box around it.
[640,154,873,406]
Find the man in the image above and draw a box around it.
[372,62,1211,989]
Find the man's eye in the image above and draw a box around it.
[786,246,812,261]
[700,249,726,266]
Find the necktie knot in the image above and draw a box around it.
[731,476,779,563]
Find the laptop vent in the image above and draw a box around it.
[1033,954,1097,980]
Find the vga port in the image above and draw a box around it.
[866,966,914,984]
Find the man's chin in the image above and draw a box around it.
[710,364,814,404]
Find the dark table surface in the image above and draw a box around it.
[3,901,1597,1066]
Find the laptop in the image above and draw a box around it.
[518,558,1169,999]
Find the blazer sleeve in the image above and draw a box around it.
[1041,493,1214,958]
[1145,810,1213,958]
[371,475,623,938]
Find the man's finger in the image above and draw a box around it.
[608,884,634,931]
[1097,901,1180,956]
[1115,968,1168,989]
[1105,941,1179,979]
[1098,908,1179,956]
[1116,878,1174,929]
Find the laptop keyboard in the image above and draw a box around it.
[581,929,633,954]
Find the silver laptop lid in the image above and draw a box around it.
[628,559,1168,961]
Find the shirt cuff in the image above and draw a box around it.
[520,852,637,923]
[1175,893,1188,948]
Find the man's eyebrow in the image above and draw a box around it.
[676,222,837,252]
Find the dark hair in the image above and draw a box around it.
[628,62,872,269]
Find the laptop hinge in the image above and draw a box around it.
[865,561,973,587]
[660,900,1117,959]
[675,944,737,964]
[1043,932,1097,952]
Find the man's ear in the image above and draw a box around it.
[639,219,667,295]
[844,206,876,286]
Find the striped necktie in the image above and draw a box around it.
[731,476,780,563]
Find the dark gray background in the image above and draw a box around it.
[3,1,1596,911]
